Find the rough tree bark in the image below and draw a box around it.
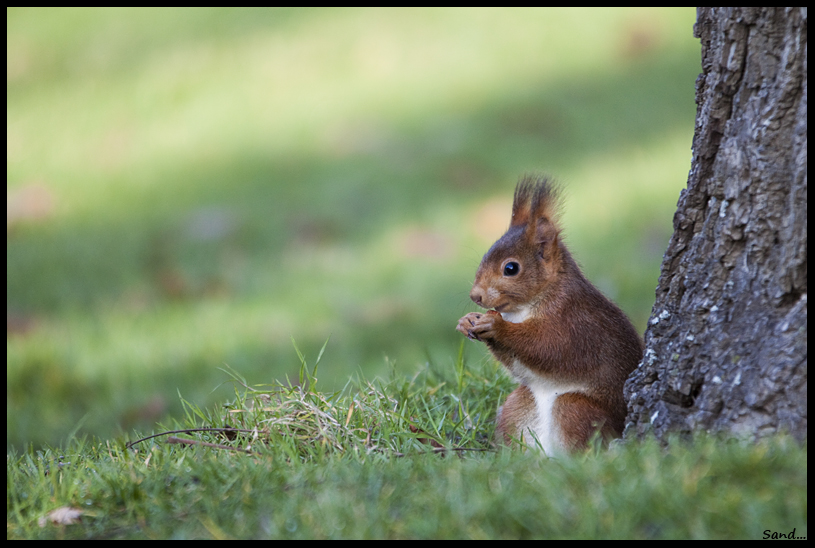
[624,7,807,442]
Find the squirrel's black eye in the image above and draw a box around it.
[503,261,520,276]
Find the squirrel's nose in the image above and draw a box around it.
[470,287,484,307]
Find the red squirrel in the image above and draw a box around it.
[456,175,643,454]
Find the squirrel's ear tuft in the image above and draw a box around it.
[511,174,562,229]
[528,176,561,224]
[510,179,535,228]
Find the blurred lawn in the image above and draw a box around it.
[7,7,699,449]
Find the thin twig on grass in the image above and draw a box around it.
[126,427,261,450]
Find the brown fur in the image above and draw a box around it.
[495,385,536,444]
[457,175,643,452]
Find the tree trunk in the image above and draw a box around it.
[624,7,807,443]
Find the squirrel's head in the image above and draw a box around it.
[470,175,565,323]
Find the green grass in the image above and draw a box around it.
[7,349,807,539]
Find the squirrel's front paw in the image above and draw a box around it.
[456,311,501,341]
[456,312,483,340]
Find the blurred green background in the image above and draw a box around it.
[7,7,699,450]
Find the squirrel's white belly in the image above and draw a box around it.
[510,359,587,455]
